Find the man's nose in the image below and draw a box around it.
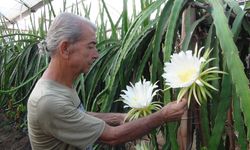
[93,49,99,59]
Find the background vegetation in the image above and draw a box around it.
[0,0,250,149]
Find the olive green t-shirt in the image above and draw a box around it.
[27,79,105,150]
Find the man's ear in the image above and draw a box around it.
[58,40,70,59]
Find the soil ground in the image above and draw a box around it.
[0,111,31,150]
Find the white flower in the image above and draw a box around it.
[162,50,204,88]
[120,79,162,121]
[120,79,159,109]
[162,45,225,107]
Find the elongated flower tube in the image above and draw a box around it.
[120,79,162,121]
[162,44,225,107]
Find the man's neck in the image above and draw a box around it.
[42,58,77,88]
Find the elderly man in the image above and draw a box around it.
[27,12,187,150]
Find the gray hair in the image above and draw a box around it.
[38,12,96,56]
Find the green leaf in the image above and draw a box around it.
[231,11,246,41]
[208,0,250,140]
[151,0,173,82]
[208,73,232,149]
[232,87,248,150]
[244,1,250,11]
[163,0,187,62]
[182,14,207,51]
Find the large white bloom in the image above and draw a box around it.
[162,50,204,88]
[162,45,225,107]
[120,79,159,109]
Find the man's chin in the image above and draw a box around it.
[82,69,90,74]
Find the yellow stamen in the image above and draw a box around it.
[132,97,139,101]
[177,67,196,83]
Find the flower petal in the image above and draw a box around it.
[120,79,159,109]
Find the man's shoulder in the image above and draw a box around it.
[28,79,76,111]
[37,79,73,95]
[30,79,73,100]
[28,79,82,114]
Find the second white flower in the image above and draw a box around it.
[162,50,204,88]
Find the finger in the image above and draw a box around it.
[177,98,188,107]
[180,98,188,103]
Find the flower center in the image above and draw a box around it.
[177,67,196,83]
[132,96,139,101]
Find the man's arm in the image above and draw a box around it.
[87,112,126,126]
[98,99,187,145]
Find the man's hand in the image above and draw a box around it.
[161,98,187,122]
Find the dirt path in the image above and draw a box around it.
[0,112,31,150]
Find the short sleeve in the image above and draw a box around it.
[37,96,105,149]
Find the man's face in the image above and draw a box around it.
[67,24,99,74]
